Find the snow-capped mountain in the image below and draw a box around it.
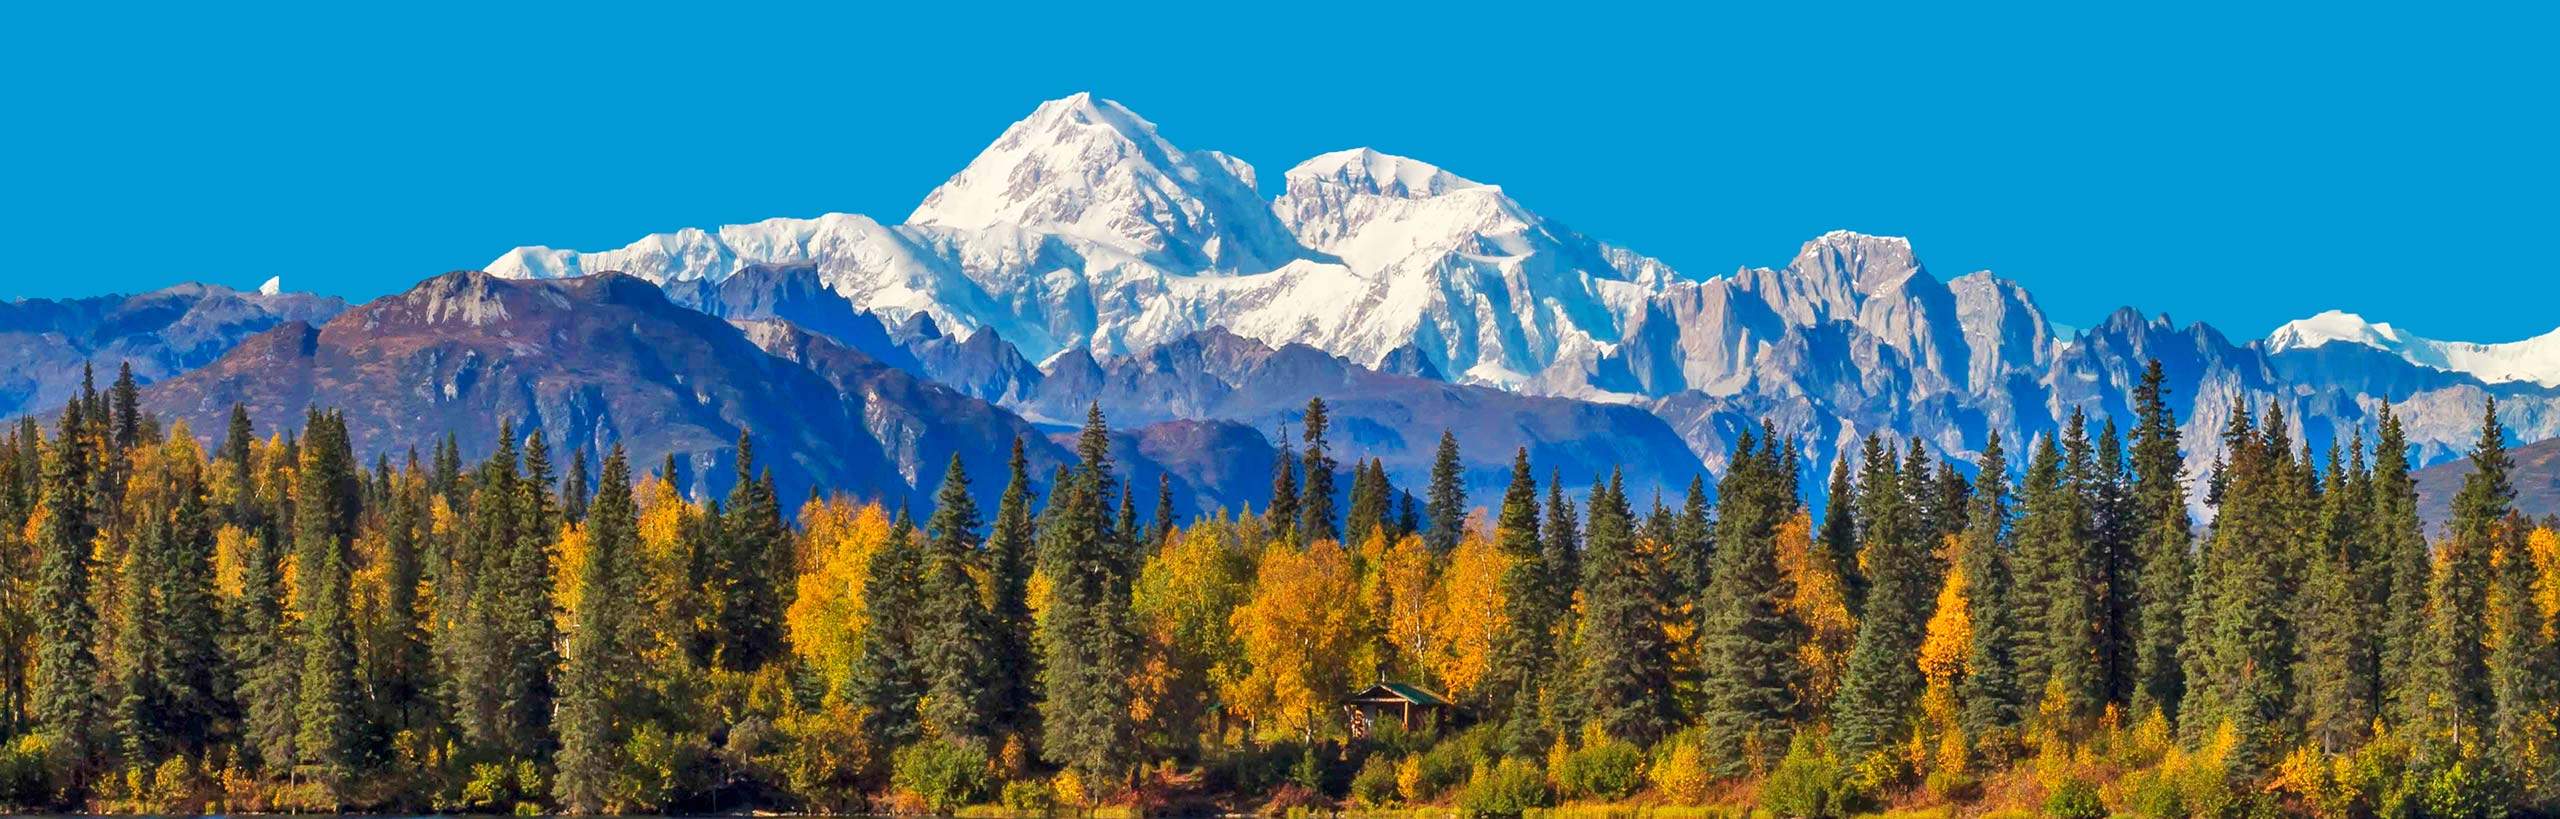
[2268,309,2560,388]
[481,92,2560,510]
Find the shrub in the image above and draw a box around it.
[1647,731,1712,805]
[1759,733,1868,819]
[0,734,52,810]
[1457,759,1551,817]
[1290,744,1326,793]
[1404,737,1482,802]
[993,777,1054,814]
[2042,777,2105,819]
[894,741,995,813]
[1555,738,1646,801]
[1351,755,1401,807]
[1262,781,1333,816]
[2418,757,2513,819]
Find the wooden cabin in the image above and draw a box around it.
[1341,681,1459,739]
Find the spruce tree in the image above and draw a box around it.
[490,428,558,758]
[1958,432,2022,743]
[1834,436,1928,758]
[1268,421,1299,541]
[555,448,640,814]
[2372,403,2432,728]
[2127,360,2191,720]
[234,480,299,773]
[1698,430,1805,775]
[1298,397,1338,543]
[1675,475,1714,592]
[1543,470,1581,612]
[2432,399,2510,749]
[2091,420,2139,708]
[560,446,590,524]
[1571,470,1677,743]
[2014,418,2098,721]
[2300,443,2378,752]
[1425,430,1465,553]
[1480,448,1552,757]
[713,432,789,671]
[1037,404,1139,784]
[919,456,1001,748]
[986,439,1040,741]
[1821,451,1862,615]
[1153,471,1177,544]
[852,510,926,746]
[291,412,362,803]
[33,406,100,773]
[1346,459,1387,543]
[2182,405,2299,773]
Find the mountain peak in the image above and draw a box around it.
[1791,230,1926,295]
[1285,148,1484,198]
[906,93,1299,273]
[2266,309,2407,352]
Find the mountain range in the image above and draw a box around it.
[10,92,2554,524]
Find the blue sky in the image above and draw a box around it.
[4,2,2551,343]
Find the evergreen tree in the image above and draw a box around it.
[1268,421,1299,540]
[234,470,299,773]
[490,428,558,758]
[986,439,1041,741]
[293,411,362,803]
[2432,399,2511,750]
[1543,470,1581,613]
[1571,470,1677,743]
[712,432,790,671]
[2372,403,2432,729]
[2181,404,2299,773]
[1426,430,1465,553]
[33,406,100,774]
[1699,430,1805,775]
[1821,452,1862,615]
[560,446,590,524]
[1037,405,1140,784]
[109,361,141,452]
[1346,458,1388,543]
[1958,432,2022,743]
[2014,418,2099,721]
[367,457,432,742]
[2127,360,2191,720]
[1674,475,1714,593]
[852,510,926,745]
[1298,397,1338,543]
[2091,420,2139,707]
[554,448,640,814]
[1480,448,1552,757]
[919,456,1001,747]
[1154,471,1177,544]
[1834,436,1928,758]
[2300,442,2378,752]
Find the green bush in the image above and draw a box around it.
[1555,738,1646,801]
[2418,758,2513,819]
[894,740,994,813]
[0,733,52,810]
[1290,744,1326,792]
[1408,736,1485,802]
[1758,733,1868,818]
[1457,759,1551,817]
[1000,778,1056,814]
[1351,755,1401,807]
[2042,777,2105,819]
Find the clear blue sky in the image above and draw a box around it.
[4,2,2551,343]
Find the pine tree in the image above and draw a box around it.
[919,456,1001,748]
[555,447,640,814]
[2300,443,2377,752]
[1037,405,1139,785]
[234,473,299,773]
[1298,398,1338,543]
[1426,430,1465,553]
[1674,475,1714,593]
[2127,360,2191,720]
[368,457,432,741]
[1834,435,1929,758]
[490,428,558,758]
[1542,470,1581,614]
[109,361,141,453]
[33,405,101,774]
[1572,470,1677,743]
[1958,432,2022,744]
[986,439,1041,741]
[1480,448,1552,757]
[1699,430,1805,776]
[2181,404,2298,773]
[1346,458,1388,543]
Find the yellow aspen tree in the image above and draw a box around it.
[1915,533,1973,778]
[1230,538,1368,741]
[1433,528,1510,699]
[1775,509,1856,711]
[783,495,889,697]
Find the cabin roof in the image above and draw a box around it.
[1342,681,1455,708]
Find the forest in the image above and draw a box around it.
[0,358,2551,818]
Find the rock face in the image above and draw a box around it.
[139,272,1264,514]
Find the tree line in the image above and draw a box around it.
[0,359,2554,816]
